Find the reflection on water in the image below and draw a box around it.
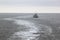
[4,18,52,40]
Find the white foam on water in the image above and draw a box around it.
[14,20,38,31]
[3,18,52,40]
[5,18,40,40]
[13,20,40,40]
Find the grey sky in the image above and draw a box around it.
[0,0,60,6]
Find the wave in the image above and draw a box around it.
[3,17,52,40]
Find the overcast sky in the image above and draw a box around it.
[0,0,60,13]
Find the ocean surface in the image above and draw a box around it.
[0,13,60,40]
[4,16,52,40]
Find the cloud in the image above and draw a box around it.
[0,6,60,13]
[0,0,60,13]
[0,0,60,6]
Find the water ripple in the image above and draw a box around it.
[4,18,52,40]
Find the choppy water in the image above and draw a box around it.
[4,18,52,40]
